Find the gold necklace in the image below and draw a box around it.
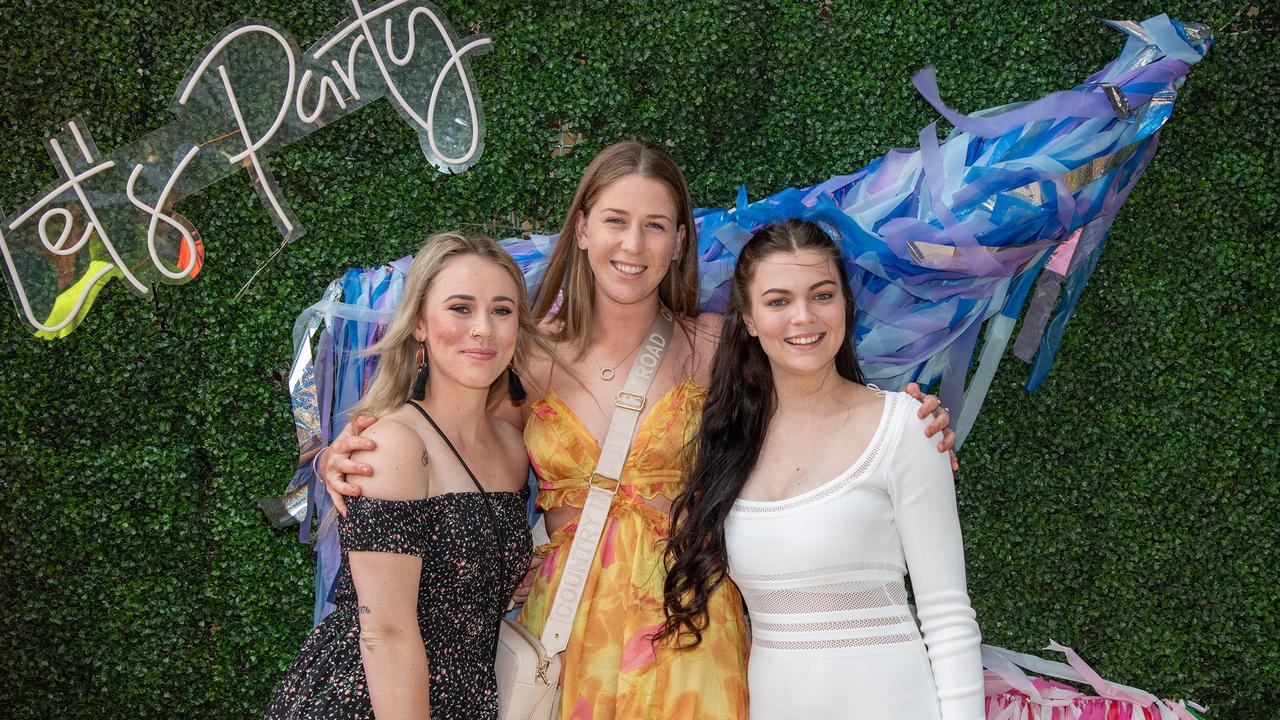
[591,333,650,381]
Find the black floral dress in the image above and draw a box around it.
[263,487,531,719]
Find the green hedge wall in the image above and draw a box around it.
[1,1,1275,717]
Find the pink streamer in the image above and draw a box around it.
[984,642,1203,720]
[1047,640,1158,706]
[1164,701,1199,720]
[1046,228,1082,275]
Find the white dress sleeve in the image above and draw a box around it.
[887,396,985,720]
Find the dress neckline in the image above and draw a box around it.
[534,376,702,454]
[732,391,897,512]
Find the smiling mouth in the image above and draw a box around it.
[784,333,826,346]
[611,261,647,275]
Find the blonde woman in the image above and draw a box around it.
[264,232,547,720]
[322,142,956,719]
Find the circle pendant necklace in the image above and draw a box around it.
[593,333,650,382]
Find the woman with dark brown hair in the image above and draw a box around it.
[661,220,983,720]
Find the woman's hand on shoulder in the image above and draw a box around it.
[901,383,959,471]
[347,418,432,502]
[321,415,380,517]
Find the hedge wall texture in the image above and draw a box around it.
[1,1,1275,717]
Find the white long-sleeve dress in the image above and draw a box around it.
[725,391,984,720]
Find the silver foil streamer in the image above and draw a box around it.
[259,278,343,528]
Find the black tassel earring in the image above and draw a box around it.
[410,340,429,400]
[507,364,527,402]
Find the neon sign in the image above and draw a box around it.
[0,0,490,338]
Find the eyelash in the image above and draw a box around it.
[449,305,514,316]
[766,292,836,307]
[604,217,666,231]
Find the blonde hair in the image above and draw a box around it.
[532,140,700,357]
[349,231,546,419]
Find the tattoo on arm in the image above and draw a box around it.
[359,605,371,615]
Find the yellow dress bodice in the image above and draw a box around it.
[524,376,704,512]
[516,376,749,720]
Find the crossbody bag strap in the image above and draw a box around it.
[539,308,675,656]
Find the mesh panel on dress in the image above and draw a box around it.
[733,561,906,583]
[753,633,920,650]
[742,580,909,614]
[751,615,913,633]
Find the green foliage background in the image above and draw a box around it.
[0,1,1275,717]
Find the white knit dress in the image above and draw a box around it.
[725,391,984,720]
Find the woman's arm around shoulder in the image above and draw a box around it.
[346,417,434,719]
[888,393,984,720]
[899,383,959,469]
[348,417,432,501]
[318,414,381,517]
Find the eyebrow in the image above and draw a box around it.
[444,294,516,303]
[601,207,675,221]
[761,279,838,295]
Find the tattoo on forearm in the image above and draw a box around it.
[359,605,371,615]
[421,450,430,467]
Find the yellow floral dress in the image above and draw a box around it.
[517,377,750,720]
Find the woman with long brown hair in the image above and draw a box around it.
[661,220,982,719]
[321,142,956,719]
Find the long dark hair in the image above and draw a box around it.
[658,219,866,647]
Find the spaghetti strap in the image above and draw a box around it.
[404,400,487,497]
[403,400,505,553]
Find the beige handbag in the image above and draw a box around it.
[495,617,561,719]
[495,310,674,720]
